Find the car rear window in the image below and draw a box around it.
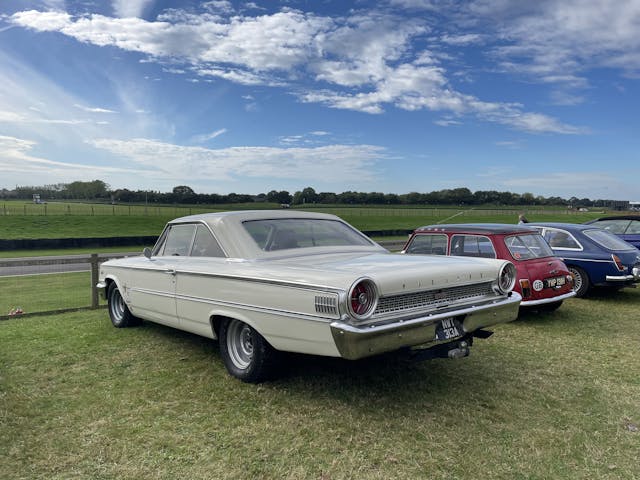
[590,219,631,234]
[243,218,374,251]
[584,229,636,251]
[505,234,554,260]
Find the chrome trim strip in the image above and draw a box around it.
[605,274,636,282]
[176,292,337,322]
[520,290,576,306]
[332,293,521,335]
[128,287,338,322]
[109,265,344,294]
[560,257,615,264]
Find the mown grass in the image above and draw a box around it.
[1,290,639,479]
[0,272,97,315]
[0,207,602,240]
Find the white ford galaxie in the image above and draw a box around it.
[98,210,521,382]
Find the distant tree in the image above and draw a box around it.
[317,192,337,204]
[266,190,292,204]
[65,180,109,199]
[293,187,317,204]
[172,185,195,196]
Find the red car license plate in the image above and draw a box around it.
[544,276,566,288]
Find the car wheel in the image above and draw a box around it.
[219,318,279,383]
[107,282,141,328]
[568,266,590,297]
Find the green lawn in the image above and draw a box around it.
[0,206,603,240]
[0,272,97,315]
[1,289,639,479]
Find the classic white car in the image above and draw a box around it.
[98,210,521,382]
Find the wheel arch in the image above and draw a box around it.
[209,312,266,344]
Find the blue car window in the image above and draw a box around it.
[584,229,636,251]
[626,220,640,234]
[592,219,630,234]
[542,230,581,250]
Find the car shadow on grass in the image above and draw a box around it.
[133,318,502,400]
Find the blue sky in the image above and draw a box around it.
[0,0,639,199]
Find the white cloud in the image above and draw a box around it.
[113,0,155,18]
[191,128,228,143]
[89,138,386,181]
[477,0,640,84]
[0,135,139,180]
[9,6,587,135]
[73,103,117,113]
[440,33,484,46]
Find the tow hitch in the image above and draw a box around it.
[408,329,494,362]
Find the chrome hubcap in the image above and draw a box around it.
[569,268,582,292]
[227,321,253,369]
[110,289,125,320]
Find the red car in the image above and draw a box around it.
[401,224,575,311]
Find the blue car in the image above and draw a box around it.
[584,216,640,249]
[528,223,640,297]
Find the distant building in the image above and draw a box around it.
[604,200,629,211]
[630,201,640,211]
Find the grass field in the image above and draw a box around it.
[0,272,97,315]
[1,288,639,479]
[0,202,603,240]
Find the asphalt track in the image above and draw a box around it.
[0,253,140,277]
[0,241,406,278]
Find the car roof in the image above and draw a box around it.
[585,215,640,223]
[414,223,538,235]
[527,222,598,232]
[168,209,339,225]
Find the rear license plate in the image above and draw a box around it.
[435,317,463,341]
[544,276,566,288]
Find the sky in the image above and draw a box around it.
[0,0,639,200]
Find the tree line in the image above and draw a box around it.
[0,180,616,208]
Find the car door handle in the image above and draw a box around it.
[163,269,176,276]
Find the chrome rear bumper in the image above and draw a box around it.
[330,292,521,360]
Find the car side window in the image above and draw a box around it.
[450,235,496,258]
[405,234,447,255]
[159,224,196,256]
[543,229,581,249]
[190,224,225,257]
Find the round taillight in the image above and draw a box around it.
[348,279,378,320]
[496,262,517,294]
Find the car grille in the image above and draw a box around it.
[374,282,495,315]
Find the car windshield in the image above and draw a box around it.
[584,228,636,251]
[243,218,374,251]
[504,234,554,260]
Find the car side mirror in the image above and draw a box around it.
[143,247,152,259]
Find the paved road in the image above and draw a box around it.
[0,241,406,278]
